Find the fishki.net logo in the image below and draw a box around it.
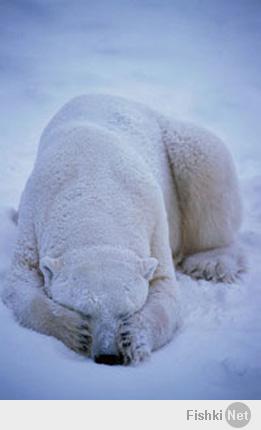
[187,402,251,427]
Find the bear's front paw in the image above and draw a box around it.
[117,314,151,365]
[52,304,92,355]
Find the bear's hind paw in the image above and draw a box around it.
[179,246,247,283]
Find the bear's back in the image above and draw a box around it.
[39,95,163,166]
[37,95,174,195]
[39,94,159,149]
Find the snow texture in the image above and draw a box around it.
[0,0,261,399]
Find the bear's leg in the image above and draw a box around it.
[2,203,91,354]
[161,119,247,282]
[117,204,179,364]
[3,260,92,354]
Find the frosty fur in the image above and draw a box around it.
[2,94,246,364]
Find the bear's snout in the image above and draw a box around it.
[92,320,120,364]
[94,353,124,366]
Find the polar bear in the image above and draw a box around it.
[2,94,246,365]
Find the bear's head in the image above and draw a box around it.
[40,246,158,362]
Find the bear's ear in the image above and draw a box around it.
[140,257,158,281]
[40,256,63,285]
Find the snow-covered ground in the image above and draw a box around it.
[0,0,260,399]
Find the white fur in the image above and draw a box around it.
[2,94,245,364]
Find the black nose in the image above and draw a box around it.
[94,354,124,366]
